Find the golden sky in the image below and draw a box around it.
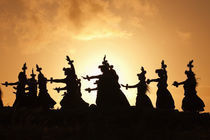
[0,0,210,111]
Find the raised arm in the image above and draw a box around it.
[66,56,76,75]
[70,62,76,75]
[54,87,67,93]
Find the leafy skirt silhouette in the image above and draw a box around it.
[60,92,89,109]
[96,86,130,110]
[182,94,205,112]
[37,91,56,109]
[156,88,175,110]
[136,94,153,109]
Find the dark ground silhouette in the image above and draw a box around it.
[0,107,209,140]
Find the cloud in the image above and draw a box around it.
[0,0,158,53]
[176,30,192,41]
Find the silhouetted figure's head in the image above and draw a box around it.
[185,70,195,79]
[155,69,164,78]
[154,60,167,78]
[18,72,27,83]
[185,60,197,86]
[137,67,146,81]
[63,67,76,78]
[36,64,46,81]
[185,60,195,79]
[63,67,72,76]
[18,63,28,83]
[30,69,36,79]
[60,56,77,79]
[98,55,113,73]
[98,65,109,73]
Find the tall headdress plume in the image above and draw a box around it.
[161,60,167,69]
[141,67,146,74]
[187,60,194,71]
[30,69,36,77]
[102,55,108,64]
[36,64,42,73]
[138,66,146,77]
[22,63,27,73]
[66,56,74,65]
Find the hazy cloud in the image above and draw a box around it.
[0,0,158,53]
[176,30,192,42]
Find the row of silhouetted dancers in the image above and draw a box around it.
[0,56,205,112]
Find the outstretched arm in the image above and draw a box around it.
[147,78,159,84]
[54,87,67,93]
[121,84,138,90]
[82,75,101,81]
[85,87,98,93]
[48,77,66,83]
[2,81,18,87]
[173,81,186,87]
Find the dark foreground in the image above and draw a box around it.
[0,107,209,140]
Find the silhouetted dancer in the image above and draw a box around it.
[36,65,56,109]
[0,87,3,108]
[147,60,175,110]
[173,60,205,112]
[2,63,28,108]
[83,56,130,111]
[122,67,153,110]
[25,69,38,108]
[49,56,89,110]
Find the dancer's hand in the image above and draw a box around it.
[85,88,92,93]
[82,75,90,81]
[172,81,179,87]
[2,81,8,87]
[54,87,61,93]
[121,84,125,87]
[121,84,128,90]
[47,77,54,83]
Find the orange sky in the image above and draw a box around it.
[0,0,210,111]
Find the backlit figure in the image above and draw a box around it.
[173,60,205,112]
